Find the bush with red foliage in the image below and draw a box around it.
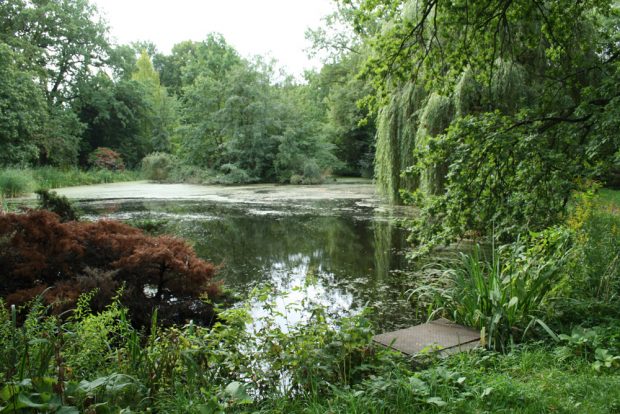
[87,147,125,171]
[0,210,220,325]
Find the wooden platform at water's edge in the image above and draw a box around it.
[373,318,480,356]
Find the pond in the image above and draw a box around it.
[26,181,426,331]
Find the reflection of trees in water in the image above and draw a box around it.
[170,214,374,287]
[80,199,419,330]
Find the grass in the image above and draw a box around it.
[599,188,620,211]
[31,166,141,190]
[0,169,35,198]
[0,166,141,198]
[259,345,620,413]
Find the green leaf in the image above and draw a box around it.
[17,393,52,409]
[409,377,430,395]
[224,381,252,404]
[0,385,17,402]
[426,397,447,406]
[508,296,518,308]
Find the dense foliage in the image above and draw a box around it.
[329,0,620,249]
[0,210,219,326]
[0,0,375,187]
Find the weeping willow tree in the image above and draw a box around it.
[375,59,530,203]
[415,93,453,195]
[375,82,426,203]
[376,59,531,203]
[357,0,620,250]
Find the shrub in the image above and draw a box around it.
[0,169,34,198]
[287,161,324,185]
[290,174,303,185]
[169,164,215,184]
[141,152,177,182]
[88,147,125,171]
[215,164,257,184]
[0,210,220,325]
[301,160,323,184]
[35,189,79,222]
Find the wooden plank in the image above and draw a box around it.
[373,318,480,356]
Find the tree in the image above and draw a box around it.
[0,43,47,166]
[336,0,620,249]
[310,55,376,177]
[132,50,179,153]
[74,73,151,167]
[0,0,110,166]
[0,0,108,105]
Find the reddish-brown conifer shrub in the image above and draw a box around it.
[0,211,219,325]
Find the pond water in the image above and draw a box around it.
[24,181,426,331]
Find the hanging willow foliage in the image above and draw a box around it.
[415,93,454,195]
[374,82,426,203]
[454,67,481,117]
[375,58,532,204]
[489,59,530,114]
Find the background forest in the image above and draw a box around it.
[0,0,374,187]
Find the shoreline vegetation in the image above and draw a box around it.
[0,167,141,199]
[0,186,618,412]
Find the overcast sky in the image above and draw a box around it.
[91,0,336,77]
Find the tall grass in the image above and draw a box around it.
[0,166,142,198]
[31,166,141,189]
[448,241,568,350]
[0,169,34,198]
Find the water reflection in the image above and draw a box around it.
[79,199,420,331]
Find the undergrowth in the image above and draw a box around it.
[1,290,618,413]
[0,189,618,413]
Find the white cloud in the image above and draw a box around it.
[92,0,336,77]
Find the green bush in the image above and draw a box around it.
[141,152,177,182]
[287,160,324,185]
[0,169,34,198]
[35,189,79,222]
[301,160,323,184]
[290,174,303,185]
[215,164,257,185]
[168,164,215,184]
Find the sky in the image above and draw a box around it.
[91,0,337,77]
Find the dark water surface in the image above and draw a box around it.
[78,197,421,331]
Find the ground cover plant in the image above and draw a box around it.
[0,283,618,414]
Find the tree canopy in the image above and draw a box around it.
[327,0,620,250]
